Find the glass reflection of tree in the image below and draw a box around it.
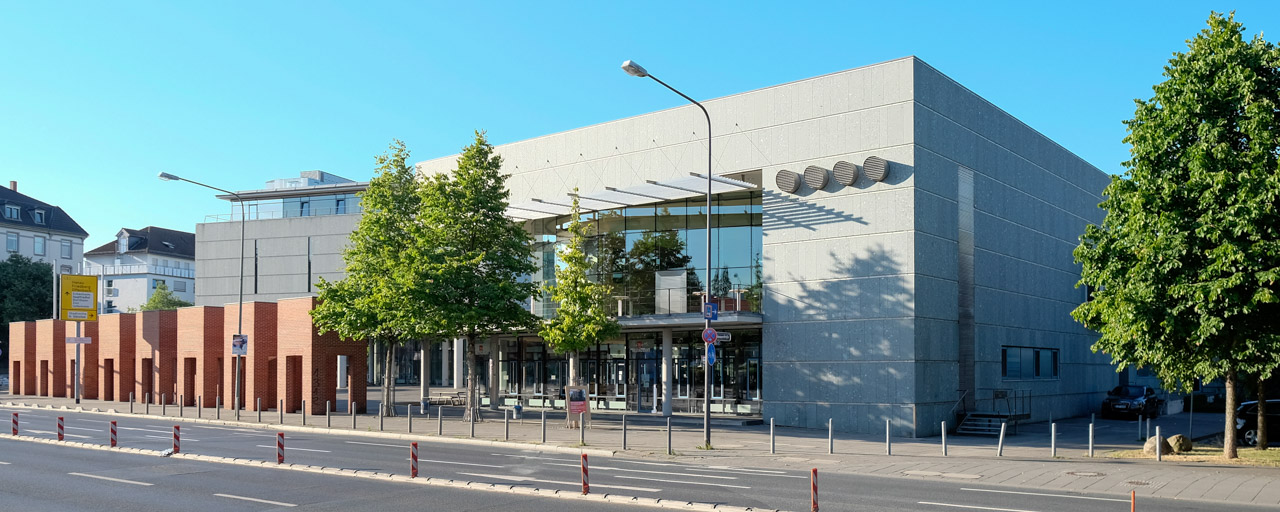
[627,230,701,313]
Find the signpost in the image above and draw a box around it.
[231,334,247,415]
[59,274,98,405]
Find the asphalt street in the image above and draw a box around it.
[0,405,1265,512]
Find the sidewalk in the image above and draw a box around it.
[8,390,1280,508]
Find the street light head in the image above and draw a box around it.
[157,172,181,181]
[621,60,649,78]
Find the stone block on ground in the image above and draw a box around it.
[1167,434,1193,453]
[1143,435,1173,456]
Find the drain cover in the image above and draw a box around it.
[1126,481,1150,486]
[1066,471,1105,477]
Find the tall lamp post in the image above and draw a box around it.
[621,59,714,448]
[158,172,246,414]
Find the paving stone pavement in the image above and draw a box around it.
[8,389,1279,508]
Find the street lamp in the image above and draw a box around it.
[158,172,246,415]
[621,59,715,448]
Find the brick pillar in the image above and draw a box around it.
[35,320,68,397]
[348,353,367,414]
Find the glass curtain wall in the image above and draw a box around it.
[528,190,763,316]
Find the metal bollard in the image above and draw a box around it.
[146,393,151,415]
[540,410,546,443]
[198,395,203,418]
[173,425,180,454]
[162,393,166,416]
[235,397,240,422]
[216,396,221,419]
[179,394,183,417]
[581,453,590,495]
[1051,422,1057,457]
[276,432,284,464]
[379,405,384,431]
[352,402,357,429]
[1146,417,1151,440]
[622,414,628,451]
[279,399,284,425]
[886,419,892,455]
[110,420,117,447]
[439,406,445,436]
[1137,415,1143,441]
[997,422,1007,456]
[57,416,64,441]
[770,417,775,454]
[410,442,419,478]
[667,416,673,456]
[469,408,475,438]
[828,418,834,455]
[579,412,585,445]
[257,398,262,423]
[1156,426,1162,461]
[302,400,306,426]
[504,409,510,441]
[941,421,948,456]
[326,400,331,428]
[130,392,135,414]
[407,404,413,433]
[1089,421,1095,457]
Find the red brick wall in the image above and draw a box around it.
[62,321,99,400]
[223,301,277,411]
[98,313,137,402]
[135,310,178,404]
[177,306,224,408]
[9,322,36,396]
[34,320,67,397]
[276,296,368,415]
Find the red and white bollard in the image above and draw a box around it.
[11,412,16,436]
[810,468,819,512]
[410,442,418,478]
[173,425,180,453]
[581,453,589,495]
[110,421,117,447]
[276,432,284,464]
[57,417,64,441]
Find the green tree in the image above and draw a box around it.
[0,254,54,368]
[539,192,621,393]
[1072,12,1280,458]
[139,282,193,311]
[312,139,429,417]
[411,131,539,418]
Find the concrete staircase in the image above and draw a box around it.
[956,411,1010,436]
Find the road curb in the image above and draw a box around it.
[0,430,776,512]
[1,401,616,458]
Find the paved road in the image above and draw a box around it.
[0,438,662,512]
[0,405,1262,511]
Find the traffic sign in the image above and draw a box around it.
[715,332,731,343]
[59,274,98,322]
[701,328,717,343]
[707,343,716,366]
[703,302,718,320]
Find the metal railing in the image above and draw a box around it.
[203,205,361,223]
[87,264,194,278]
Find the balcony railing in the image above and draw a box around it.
[88,264,194,278]
[203,205,361,223]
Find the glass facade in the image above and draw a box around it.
[529,190,763,316]
[231,192,362,221]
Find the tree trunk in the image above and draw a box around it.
[382,343,396,417]
[466,333,480,422]
[569,350,580,386]
[1259,377,1269,450]
[1224,369,1239,459]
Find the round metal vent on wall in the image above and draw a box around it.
[776,169,800,193]
[803,165,829,190]
[832,160,858,186]
[864,156,889,182]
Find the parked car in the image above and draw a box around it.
[1236,400,1280,447]
[1101,385,1162,419]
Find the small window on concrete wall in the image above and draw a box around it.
[1002,346,1058,380]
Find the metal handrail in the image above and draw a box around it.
[949,389,969,418]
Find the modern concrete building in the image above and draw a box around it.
[193,57,1113,436]
[84,226,196,313]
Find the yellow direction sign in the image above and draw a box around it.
[60,274,98,322]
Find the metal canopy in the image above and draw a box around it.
[506,174,757,221]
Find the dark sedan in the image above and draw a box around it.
[1236,400,1280,447]
[1101,385,1162,419]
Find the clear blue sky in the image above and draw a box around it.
[2,1,1276,249]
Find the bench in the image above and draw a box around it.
[427,391,466,406]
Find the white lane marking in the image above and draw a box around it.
[65,426,102,432]
[918,502,1037,512]
[614,475,750,489]
[458,472,660,492]
[960,488,1129,503]
[687,467,805,479]
[257,445,329,453]
[28,430,91,439]
[492,453,575,462]
[119,427,171,434]
[346,441,405,448]
[0,461,10,464]
[68,472,154,486]
[698,465,789,474]
[545,462,736,480]
[213,493,297,507]
[147,435,199,442]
